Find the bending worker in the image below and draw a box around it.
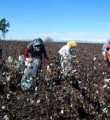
[58,40,77,74]
[24,38,51,77]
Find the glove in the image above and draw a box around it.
[47,65,51,75]
[26,58,32,63]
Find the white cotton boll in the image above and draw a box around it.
[104,79,110,83]
[3,82,6,85]
[93,57,96,61]
[103,108,108,113]
[53,82,55,85]
[50,116,52,120]
[36,77,39,80]
[99,63,101,66]
[58,67,60,69]
[84,87,87,90]
[70,104,73,107]
[107,86,110,89]
[93,66,97,70]
[3,72,6,75]
[61,71,63,74]
[2,105,6,110]
[103,72,105,75]
[61,110,64,114]
[73,70,76,73]
[96,91,99,94]
[101,101,105,105]
[35,87,38,92]
[50,63,54,66]
[30,77,33,80]
[79,81,82,84]
[75,60,79,63]
[94,96,96,99]
[64,73,67,76]
[17,97,20,100]
[45,77,50,81]
[37,99,40,104]
[30,100,34,104]
[7,94,10,100]
[94,84,98,87]
[8,56,13,63]
[70,81,72,83]
[103,84,107,88]
[45,94,48,98]
[27,80,30,82]
[80,95,82,97]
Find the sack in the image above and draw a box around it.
[21,78,36,91]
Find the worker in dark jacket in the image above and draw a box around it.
[0,47,2,59]
[24,38,51,77]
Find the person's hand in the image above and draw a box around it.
[47,65,51,75]
[26,58,33,63]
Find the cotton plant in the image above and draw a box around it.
[7,56,13,63]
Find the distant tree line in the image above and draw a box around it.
[0,18,54,42]
[0,18,10,40]
[44,37,53,43]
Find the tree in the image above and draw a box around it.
[45,37,53,43]
[0,18,10,40]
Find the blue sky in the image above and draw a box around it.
[0,0,110,43]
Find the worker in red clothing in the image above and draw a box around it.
[105,44,110,67]
[23,38,51,77]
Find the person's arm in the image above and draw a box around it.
[24,48,29,59]
[43,45,49,66]
[66,47,73,57]
[42,45,51,74]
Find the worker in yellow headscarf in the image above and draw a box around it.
[58,40,77,75]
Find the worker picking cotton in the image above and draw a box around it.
[58,40,77,75]
[102,37,110,60]
[102,37,110,67]
[23,38,51,77]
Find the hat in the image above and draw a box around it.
[67,40,77,47]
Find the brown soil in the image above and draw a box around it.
[0,41,110,120]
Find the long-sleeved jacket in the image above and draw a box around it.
[24,42,49,66]
[58,45,74,57]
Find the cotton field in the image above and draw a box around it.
[0,41,110,120]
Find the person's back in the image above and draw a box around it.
[58,45,70,57]
[24,38,47,60]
